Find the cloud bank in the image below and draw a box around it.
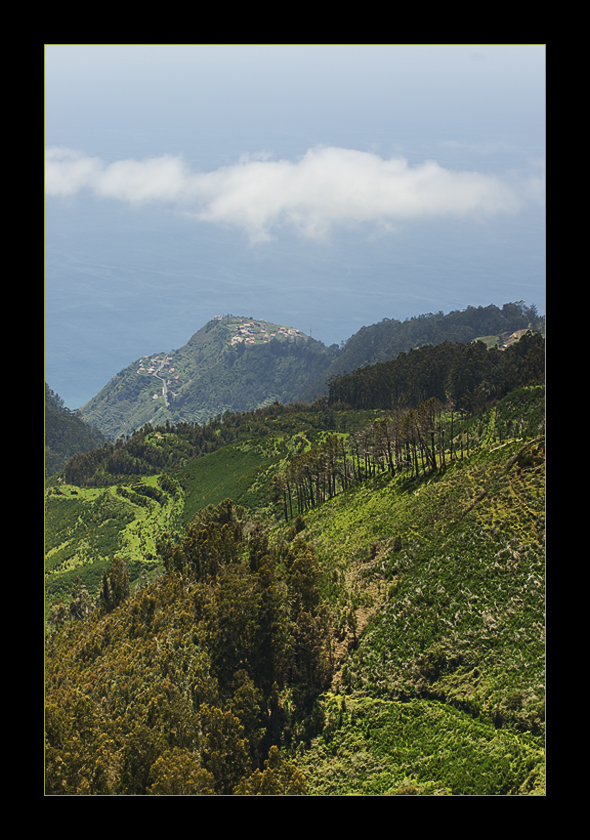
[45,145,529,243]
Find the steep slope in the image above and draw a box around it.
[45,385,544,795]
[303,301,544,400]
[44,405,381,612]
[293,432,544,794]
[78,316,336,439]
[75,302,543,440]
[45,384,106,477]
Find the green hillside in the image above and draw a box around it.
[303,301,544,400]
[45,362,545,794]
[78,316,336,440]
[296,430,544,795]
[44,405,382,609]
[45,384,106,477]
[75,302,543,441]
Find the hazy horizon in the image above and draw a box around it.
[45,45,545,409]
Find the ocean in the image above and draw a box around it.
[45,47,545,410]
[45,183,544,410]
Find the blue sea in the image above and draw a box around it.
[45,47,545,410]
[45,179,544,410]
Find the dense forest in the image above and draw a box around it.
[307,300,544,397]
[46,501,328,794]
[327,331,544,412]
[45,306,545,796]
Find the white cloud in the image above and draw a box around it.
[45,147,104,197]
[45,145,530,243]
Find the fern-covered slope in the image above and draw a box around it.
[289,418,544,794]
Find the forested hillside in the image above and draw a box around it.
[78,316,337,440]
[303,300,543,399]
[45,384,106,477]
[45,321,545,794]
[327,331,544,413]
[74,302,543,440]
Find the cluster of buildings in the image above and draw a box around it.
[499,329,531,350]
[229,320,303,346]
[137,354,180,382]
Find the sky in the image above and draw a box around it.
[45,44,545,409]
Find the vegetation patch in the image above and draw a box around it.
[297,695,544,796]
[45,326,544,794]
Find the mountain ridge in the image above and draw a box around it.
[78,315,335,439]
[77,302,543,441]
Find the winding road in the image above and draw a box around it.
[138,356,170,407]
